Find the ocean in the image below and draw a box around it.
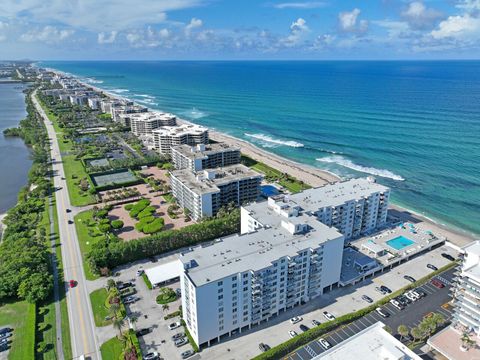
[41,61,480,236]
[0,82,31,213]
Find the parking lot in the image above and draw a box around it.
[287,267,455,360]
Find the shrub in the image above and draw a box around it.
[143,218,164,234]
[99,223,112,233]
[124,204,134,211]
[96,209,108,218]
[137,206,156,219]
[111,220,124,229]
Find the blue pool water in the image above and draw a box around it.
[261,185,280,197]
[386,236,416,250]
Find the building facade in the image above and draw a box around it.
[171,143,241,172]
[152,124,209,155]
[170,165,262,221]
[129,112,177,137]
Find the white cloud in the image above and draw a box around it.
[401,2,442,29]
[20,26,74,43]
[98,31,117,44]
[456,0,480,13]
[279,18,310,47]
[431,14,480,39]
[273,2,326,9]
[338,8,368,33]
[185,18,203,36]
[374,20,411,38]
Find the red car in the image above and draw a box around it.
[431,279,445,288]
[69,280,76,288]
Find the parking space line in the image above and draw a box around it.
[331,331,344,344]
[357,317,371,328]
[305,345,317,358]
[295,350,306,360]
[344,325,357,337]
[383,304,399,315]
[437,308,452,318]
[350,321,364,332]
[339,327,350,338]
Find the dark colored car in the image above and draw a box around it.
[431,279,445,288]
[362,295,373,303]
[66,208,71,213]
[117,282,134,290]
[380,285,392,294]
[136,328,152,336]
[299,324,310,332]
[311,319,321,326]
[441,253,455,261]
[67,220,73,224]
[415,289,427,298]
[0,328,13,336]
[396,296,409,306]
[427,264,438,271]
[172,332,185,341]
[404,275,416,283]
[259,343,270,352]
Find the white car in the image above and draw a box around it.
[168,322,181,330]
[288,330,298,338]
[319,338,331,349]
[375,307,389,318]
[389,299,403,310]
[143,352,159,360]
[323,311,335,321]
[174,337,188,347]
[290,316,303,324]
[405,291,417,302]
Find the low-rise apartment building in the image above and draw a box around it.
[171,143,241,172]
[152,124,209,155]
[178,206,344,347]
[170,164,262,221]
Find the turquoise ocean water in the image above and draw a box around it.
[41,61,480,236]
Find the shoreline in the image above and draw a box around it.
[47,68,477,246]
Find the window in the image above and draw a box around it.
[232,302,237,307]
[243,273,248,278]
[232,283,237,288]
[218,288,223,293]
[231,276,237,281]
[218,307,224,312]
[243,304,248,310]
[233,320,237,325]
[243,311,248,316]
[218,295,223,300]
[233,307,237,313]
[243,287,248,292]
[243,316,248,322]
[219,313,224,319]
[219,326,224,331]
[232,289,237,295]
[217,281,223,286]
[243,280,248,285]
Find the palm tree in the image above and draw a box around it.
[162,304,170,312]
[106,279,116,291]
[411,327,423,341]
[112,317,125,339]
[397,325,409,341]
[109,302,120,318]
[432,313,445,327]
[129,315,139,330]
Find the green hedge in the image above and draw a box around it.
[252,261,458,360]
[164,310,182,320]
[181,320,199,353]
[87,210,240,272]
[142,273,152,290]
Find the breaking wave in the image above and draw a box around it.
[182,108,209,119]
[245,133,304,148]
[316,155,405,181]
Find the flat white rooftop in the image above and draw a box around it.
[152,123,208,137]
[315,321,421,360]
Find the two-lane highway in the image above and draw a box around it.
[33,90,100,359]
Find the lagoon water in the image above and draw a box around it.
[0,83,31,213]
[42,61,480,236]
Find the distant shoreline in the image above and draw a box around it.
[45,67,477,246]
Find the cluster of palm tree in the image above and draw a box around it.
[397,312,446,343]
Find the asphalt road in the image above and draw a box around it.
[286,267,455,360]
[33,90,100,360]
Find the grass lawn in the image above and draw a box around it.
[100,336,124,360]
[0,300,36,360]
[74,209,104,280]
[156,289,177,304]
[89,288,113,327]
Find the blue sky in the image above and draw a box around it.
[0,0,480,59]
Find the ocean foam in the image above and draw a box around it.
[245,133,304,148]
[182,108,208,119]
[84,77,104,84]
[136,94,156,100]
[316,155,405,181]
[110,88,129,93]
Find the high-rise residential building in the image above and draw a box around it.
[170,164,262,221]
[128,112,177,136]
[152,124,209,155]
[171,143,241,172]
[178,207,344,347]
[242,177,390,241]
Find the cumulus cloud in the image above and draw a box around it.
[338,8,368,33]
[20,26,74,43]
[431,14,480,39]
[401,2,442,30]
[272,2,327,9]
[279,18,310,47]
[185,18,203,36]
[98,31,117,44]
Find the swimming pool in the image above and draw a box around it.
[261,185,279,197]
[386,236,416,250]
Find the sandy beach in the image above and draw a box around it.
[60,70,477,247]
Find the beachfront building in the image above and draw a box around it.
[170,164,262,221]
[171,143,241,172]
[178,208,344,347]
[152,124,209,155]
[112,104,149,125]
[315,321,421,360]
[129,112,177,136]
[87,97,101,110]
[242,177,390,241]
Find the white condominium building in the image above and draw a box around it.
[178,207,344,347]
[244,177,390,241]
[170,164,262,221]
[152,124,209,155]
[113,105,149,125]
[129,112,177,136]
[171,143,241,172]
[87,97,101,110]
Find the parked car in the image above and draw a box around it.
[259,343,270,352]
[288,330,298,338]
[168,322,181,330]
[431,279,445,288]
[136,328,152,336]
[414,289,426,298]
[123,296,140,304]
[323,311,335,321]
[0,328,12,336]
[405,291,418,302]
[117,281,134,290]
[172,332,185,341]
[404,275,416,283]
[319,338,332,349]
[299,324,310,332]
[69,280,76,288]
[427,264,438,271]
[174,338,188,347]
[136,269,144,276]
[290,316,302,324]
[0,332,11,340]
[362,295,373,303]
[311,319,321,326]
[375,307,390,318]
[66,208,71,213]
[181,350,194,359]
[375,286,387,295]
[380,285,392,294]
[67,220,73,224]
[0,344,9,353]
[397,295,410,306]
[389,299,404,310]
[441,253,455,261]
[176,288,182,297]
[143,352,159,360]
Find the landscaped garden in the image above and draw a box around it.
[89,282,126,327]
[156,287,177,304]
